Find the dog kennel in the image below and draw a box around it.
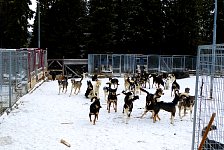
[88,54,196,76]
[0,48,47,113]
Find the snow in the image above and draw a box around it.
[28,0,37,32]
[0,76,196,150]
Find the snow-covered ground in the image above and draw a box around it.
[0,76,196,150]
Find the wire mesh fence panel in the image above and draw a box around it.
[0,48,47,114]
[88,54,196,76]
[0,49,21,111]
[192,44,224,150]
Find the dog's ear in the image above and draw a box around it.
[122,90,126,94]
[135,95,139,99]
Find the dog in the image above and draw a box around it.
[122,91,139,123]
[69,76,83,96]
[92,79,101,98]
[58,75,68,94]
[92,74,98,81]
[108,77,119,88]
[103,86,110,102]
[134,81,142,95]
[124,75,131,91]
[85,80,94,98]
[89,96,102,125]
[171,79,180,97]
[126,77,135,92]
[163,74,175,90]
[140,72,151,89]
[150,73,164,88]
[140,88,164,120]
[201,125,224,149]
[178,88,195,120]
[153,89,180,124]
[107,88,119,113]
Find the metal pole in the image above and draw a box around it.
[9,51,12,108]
[37,1,40,48]
[191,46,201,150]
[210,0,217,99]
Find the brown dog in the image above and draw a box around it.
[58,75,68,95]
[69,76,83,96]
[178,88,195,120]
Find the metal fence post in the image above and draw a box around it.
[8,51,12,108]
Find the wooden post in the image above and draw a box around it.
[62,56,65,76]
[198,113,216,150]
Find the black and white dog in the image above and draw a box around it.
[85,80,94,98]
[107,88,119,113]
[89,96,102,125]
[171,79,180,97]
[140,88,164,120]
[103,86,110,102]
[153,89,180,124]
[108,77,119,88]
[122,91,139,124]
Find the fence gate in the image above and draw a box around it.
[192,44,224,149]
[112,55,121,76]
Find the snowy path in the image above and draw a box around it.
[0,76,196,150]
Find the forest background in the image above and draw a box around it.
[0,0,224,59]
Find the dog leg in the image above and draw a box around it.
[59,86,62,95]
[89,114,92,122]
[179,107,183,120]
[153,115,157,123]
[156,114,161,121]
[140,110,148,118]
[77,88,81,94]
[96,113,99,121]
[108,102,111,113]
[104,94,107,102]
[69,87,73,97]
[93,115,97,125]
[126,116,130,124]
[150,111,154,119]
[170,113,175,124]
[189,106,193,121]
[153,111,160,123]
[114,102,117,112]
[64,86,67,93]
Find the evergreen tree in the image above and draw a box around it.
[30,0,87,59]
[0,0,33,48]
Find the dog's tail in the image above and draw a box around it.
[140,88,150,95]
[133,95,139,101]
[79,74,84,82]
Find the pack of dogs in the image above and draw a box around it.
[56,72,196,125]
